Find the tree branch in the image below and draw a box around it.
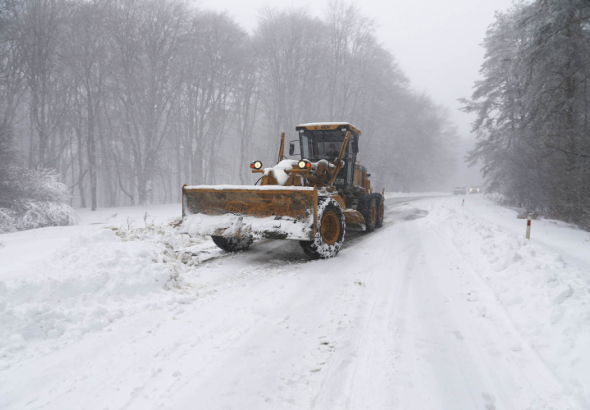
[545,143,590,159]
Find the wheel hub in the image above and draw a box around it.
[320,211,340,245]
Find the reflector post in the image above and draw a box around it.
[526,215,532,239]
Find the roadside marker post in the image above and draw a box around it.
[526,215,532,239]
[462,199,465,207]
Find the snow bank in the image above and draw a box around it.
[0,223,197,368]
[424,198,590,405]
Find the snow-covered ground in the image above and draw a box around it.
[0,195,588,409]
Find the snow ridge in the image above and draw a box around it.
[0,224,194,369]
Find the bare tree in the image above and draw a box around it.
[62,0,112,210]
[254,7,326,157]
[110,0,187,205]
[10,0,68,168]
[178,11,246,185]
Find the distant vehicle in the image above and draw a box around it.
[469,186,481,194]
[453,187,466,195]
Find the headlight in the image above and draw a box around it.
[250,160,263,169]
[298,160,311,169]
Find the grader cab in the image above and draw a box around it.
[182,122,384,259]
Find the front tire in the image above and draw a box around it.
[299,198,345,259]
[211,235,253,252]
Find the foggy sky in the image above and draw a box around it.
[194,0,516,187]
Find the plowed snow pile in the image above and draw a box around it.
[0,222,204,369]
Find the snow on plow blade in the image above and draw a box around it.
[181,185,318,240]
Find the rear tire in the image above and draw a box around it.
[373,194,384,228]
[211,235,253,252]
[299,198,345,259]
[358,194,377,233]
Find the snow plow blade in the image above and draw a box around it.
[181,185,317,240]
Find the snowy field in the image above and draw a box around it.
[1,194,589,409]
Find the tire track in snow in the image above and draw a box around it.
[310,214,425,409]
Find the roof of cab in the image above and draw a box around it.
[295,122,361,135]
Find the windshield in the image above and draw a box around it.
[299,129,358,190]
[299,130,352,162]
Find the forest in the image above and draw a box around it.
[0,0,458,231]
[463,0,590,229]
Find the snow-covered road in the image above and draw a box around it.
[1,196,588,409]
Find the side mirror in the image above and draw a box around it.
[289,141,295,156]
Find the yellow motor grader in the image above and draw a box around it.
[181,122,384,259]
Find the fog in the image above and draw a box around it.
[197,0,515,187]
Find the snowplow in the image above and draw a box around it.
[182,122,384,259]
